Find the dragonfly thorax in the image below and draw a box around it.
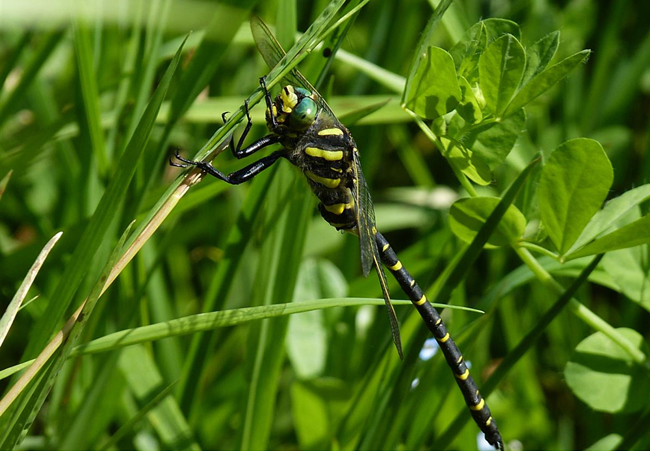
[266,85,318,133]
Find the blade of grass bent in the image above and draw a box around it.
[0,300,480,381]
[0,232,62,348]
[0,222,134,447]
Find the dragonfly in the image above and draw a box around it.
[171,16,503,450]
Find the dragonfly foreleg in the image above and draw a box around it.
[171,150,284,185]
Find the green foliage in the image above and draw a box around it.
[449,197,526,247]
[403,46,461,119]
[539,138,613,256]
[2,1,650,451]
[565,328,650,413]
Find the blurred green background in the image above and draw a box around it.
[1,0,649,450]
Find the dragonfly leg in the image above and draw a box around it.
[233,134,281,159]
[222,101,281,159]
[260,76,278,129]
[171,150,284,185]
[233,100,253,156]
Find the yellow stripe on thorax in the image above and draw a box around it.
[306,171,341,188]
[318,127,344,136]
[305,147,344,161]
[280,85,297,111]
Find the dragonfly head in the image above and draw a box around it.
[269,85,318,131]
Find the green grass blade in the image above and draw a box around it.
[0,232,62,348]
[21,34,188,360]
[402,0,453,105]
[98,381,178,450]
[241,169,311,450]
[165,2,256,128]
[0,31,33,93]
[72,17,108,177]
[0,222,133,446]
[0,170,11,199]
[430,157,540,305]
[276,0,297,51]
[0,31,64,128]
[0,301,480,381]
[118,345,199,450]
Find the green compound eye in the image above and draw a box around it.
[289,97,317,129]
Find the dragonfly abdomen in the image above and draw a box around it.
[375,231,503,450]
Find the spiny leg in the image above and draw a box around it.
[259,76,278,129]
[222,101,282,159]
[375,231,504,450]
[171,150,284,185]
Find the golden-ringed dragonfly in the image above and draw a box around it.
[171,17,504,450]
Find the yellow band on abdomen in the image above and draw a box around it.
[323,201,354,215]
[305,147,344,161]
[388,261,402,271]
[306,171,341,188]
[470,398,485,411]
[455,368,470,380]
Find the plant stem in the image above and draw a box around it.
[517,241,560,260]
[514,246,648,367]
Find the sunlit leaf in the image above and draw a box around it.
[569,184,650,253]
[538,138,613,255]
[521,31,560,87]
[479,34,526,116]
[404,46,461,119]
[463,108,526,170]
[565,328,650,413]
[504,50,590,117]
[456,76,483,124]
[601,247,650,312]
[566,214,650,260]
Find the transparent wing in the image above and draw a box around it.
[352,150,403,359]
[250,17,336,118]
